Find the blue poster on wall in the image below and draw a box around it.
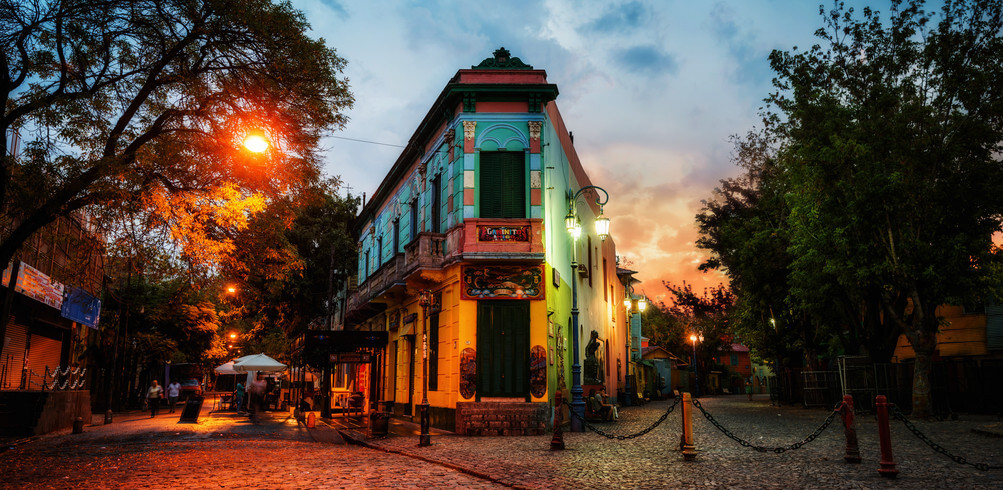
[61,286,101,329]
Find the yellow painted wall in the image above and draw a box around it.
[893,304,989,360]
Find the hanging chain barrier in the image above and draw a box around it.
[692,398,841,453]
[564,397,681,440]
[889,404,1000,471]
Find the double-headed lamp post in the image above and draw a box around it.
[418,289,433,446]
[622,285,647,403]
[565,185,610,432]
[689,333,704,397]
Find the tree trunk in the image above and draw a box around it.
[905,328,937,418]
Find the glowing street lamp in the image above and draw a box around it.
[243,130,269,153]
[566,185,610,432]
[690,333,704,397]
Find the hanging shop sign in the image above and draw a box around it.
[61,286,102,329]
[461,264,544,300]
[14,261,64,309]
[477,225,530,242]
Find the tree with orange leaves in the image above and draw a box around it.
[0,0,353,337]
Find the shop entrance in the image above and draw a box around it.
[476,300,529,399]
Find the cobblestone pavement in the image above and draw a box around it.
[2,395,1001,488]
[0,406,496,489]
[350,395,1003,489]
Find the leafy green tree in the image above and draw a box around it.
[765,0,1003,416]
[221,180,359,342]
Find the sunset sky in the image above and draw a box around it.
[290,0,885,302]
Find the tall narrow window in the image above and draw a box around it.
[409,199,419,243]
[603,258,608,301]
[428,302,440,391]
[431,174,442,233]
[377,236,383,268]
[479,152,525,218]
[364,250,370,277]
[393,219,400,254]
[587,236,593,287]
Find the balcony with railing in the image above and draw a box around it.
[345,219,543,323]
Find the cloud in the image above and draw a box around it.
[614,45,678,75]
[316,0,348,17]
[587,1,648,33]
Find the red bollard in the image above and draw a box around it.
[875,395,898,478]
[551,391,565,450]
[840,394,861,463]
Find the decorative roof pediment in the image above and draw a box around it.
[473,47,533,70]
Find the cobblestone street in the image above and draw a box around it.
[2,395,1001,488]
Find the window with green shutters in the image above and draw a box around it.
[479,151,525,218]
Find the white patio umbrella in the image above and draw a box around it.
[233,353,287,372]
[214,361,240,375]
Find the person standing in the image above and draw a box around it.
[235,381,246,413]
[147,380,164,417]
[166,379,181,413]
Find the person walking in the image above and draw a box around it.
[248,373,267,422]
[166,379,181,413]
[746,378,754,401]
[147,380,164,417]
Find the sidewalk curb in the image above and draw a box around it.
[336,429,521,488]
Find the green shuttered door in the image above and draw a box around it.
[476,300,530,398]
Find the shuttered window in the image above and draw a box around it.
[479,152,525,218]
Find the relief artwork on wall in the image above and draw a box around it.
[461,265,544,300]
[460,347,477,399]
[530,345,547,398]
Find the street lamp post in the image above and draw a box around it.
[418,289,432,446]
[622,285,647,405]
[689,333,703,397]
[566,185,610,432]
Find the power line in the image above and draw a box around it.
[329,135,405,148]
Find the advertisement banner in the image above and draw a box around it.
[14,261,64,309]
[61,286,102,329]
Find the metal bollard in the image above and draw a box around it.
[72,416,84,434]
[875,395,898,478]
[840,395,861,463]
[551,391,565,450]
[681,392,697,461]
[104,409,113,425]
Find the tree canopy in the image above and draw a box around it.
[1,0,353,271]
[697,0,1003,416]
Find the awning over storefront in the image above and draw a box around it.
[298,330,389,367]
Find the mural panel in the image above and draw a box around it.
[461,265,544,300]
[530,345,547,398]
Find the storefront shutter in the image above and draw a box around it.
[25,333,62,388]
[1,318,27,389]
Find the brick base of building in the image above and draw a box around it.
[454,401,549,436]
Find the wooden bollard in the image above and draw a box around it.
[307,411,316,428]
[681,392,697,461]
[551,391,565,450]
[840,394,861,463]
[875,395,898,478]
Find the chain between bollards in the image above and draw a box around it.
[563,397,680,440]
[889,403,999,471]
[691,398,841,453]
